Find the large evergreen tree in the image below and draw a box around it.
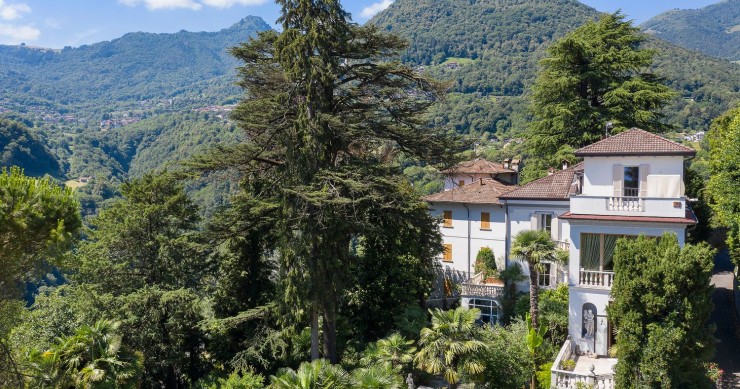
[525,13,675,181]
[194,0,456,362]
[609,233,715,388]
[706,106,740,267]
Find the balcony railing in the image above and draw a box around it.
[607,196,644,212]
[579,269,614,288]
[570,195,686,218]
[551,340,615,389]
[556,240,570,251]
[461,272,505,299]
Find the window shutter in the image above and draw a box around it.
[639,164,650,198]
[531,213,539,230]
[443,244,453,262]
[612,165,623,197]
[552,217,560,241]
[443,210,453,228]
[481,212,490,230]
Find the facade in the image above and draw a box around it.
[426,130,698,388]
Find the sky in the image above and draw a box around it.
[0,0,723,48]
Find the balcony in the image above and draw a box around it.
[570,195,686,218]
[461,273,505,299]
[579,269,614,289]
[552,339,616,389]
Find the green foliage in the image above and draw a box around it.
[706,106,740,267]
[25,320,142,388]
[414,308,486,387]
[360,333,416,375]
[474,247,498,278]
[609,233,715,388]
[74,173,205,294]
[269,359,402,389]
[537,362,554,389]
[195,369,266,389]
[192,0,456,363]
[473,319,534,389]
[0,117,61,177]
[510,229,557,329]
[641,1,740,61]
[526,12,676,180]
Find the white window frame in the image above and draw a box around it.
[469,298,502,325]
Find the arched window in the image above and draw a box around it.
[470,298,502,325]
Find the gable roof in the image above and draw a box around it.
[441,158,516,175]
[425,178,518,205]
[500,162,584,201]
[574,128,696,157]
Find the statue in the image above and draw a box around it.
[406,373,414,389]
[584,309,595,339]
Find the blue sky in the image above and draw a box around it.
[0,0,722,48]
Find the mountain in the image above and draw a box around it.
[0,16,271,113]
[371,0,740,134]
[642,0,740,61]
[0,117,61,177]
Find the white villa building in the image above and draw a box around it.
[426,129,697,388]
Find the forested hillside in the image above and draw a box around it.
[642,0,740,61]
[0,16,269,111]
[0,118,60,177]
[371,0,740,135]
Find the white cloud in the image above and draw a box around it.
[200,0,267,8]
[119,0,267,10]
[0,0,31,21]
[360,0,393,19]
[119,0,203,11]
[0,22,39,43]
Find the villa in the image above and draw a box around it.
[425,129,697,388]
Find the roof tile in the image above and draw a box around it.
[574,128,696,157]
[425,178,518,204]
[500,162,583,201]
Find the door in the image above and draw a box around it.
[596,314,608,356]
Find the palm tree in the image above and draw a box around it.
[269,359,350,389]
[510,229,557,329]
[350,364,403,389]
[361,333,416,374]
[30,320,142,389]
[414,307,486,389]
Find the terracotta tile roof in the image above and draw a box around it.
[425,179,518,205]
[441,158,516,175]
[500,162,584,201]
[558,209,697,225]
[574,128,696,157]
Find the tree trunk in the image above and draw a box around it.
[529,262,540,329]
[310,303,320,361]
[322,307,338,363]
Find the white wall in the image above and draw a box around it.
[429,202,507,274]
[583,155,684,197]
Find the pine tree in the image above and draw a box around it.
[192,0,456,363]
[524,13,676,182]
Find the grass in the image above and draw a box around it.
[64,180,88,190]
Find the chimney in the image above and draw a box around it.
[548,167,556,176]
[479,177,485,185]
[563,160,569,170]
[503,158,511,169]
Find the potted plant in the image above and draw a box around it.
[474,247,503,285]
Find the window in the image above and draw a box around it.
[539,213,552,233]
[443,210,453,228]
[458,179,465,187]
[623,166,639,197]
[580,233,637,271]
[539,262,553,287]
[469,298,501,325]
[443,244,453,262]
[481,212,491,230]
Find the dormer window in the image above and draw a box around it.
[623,166,640,197]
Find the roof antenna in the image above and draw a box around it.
[605,121,614,138]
